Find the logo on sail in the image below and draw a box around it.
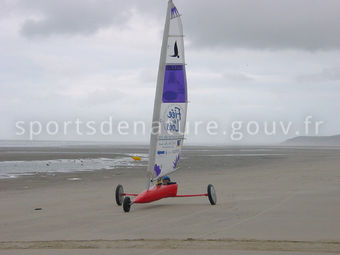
[173,154,180,169]
[154,164,161,176]
[170,41,180,58]
[165,105,182,133]
[170,7,180,19]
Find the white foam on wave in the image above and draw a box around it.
[67,177,82,181]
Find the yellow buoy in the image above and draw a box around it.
[132,156,142,161]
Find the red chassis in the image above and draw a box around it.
[115,183,216,212]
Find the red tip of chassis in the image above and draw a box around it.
[134,183,178,203]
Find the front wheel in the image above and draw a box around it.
[207,184,217,205]
[123,196,131,212]
[115,184,124,206]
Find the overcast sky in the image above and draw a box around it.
[1,0,340,144]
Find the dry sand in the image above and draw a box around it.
[0,146,340,254]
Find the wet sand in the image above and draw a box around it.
[0,146,340,254]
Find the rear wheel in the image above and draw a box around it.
[123,196,131,212]
[115,184,124,206]
[207,184,216,205]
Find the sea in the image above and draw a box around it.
[0,140,287,179]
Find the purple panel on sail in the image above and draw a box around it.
[162,65,186,103]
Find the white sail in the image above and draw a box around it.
[147,0,187,181]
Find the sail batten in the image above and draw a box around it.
[147,0,188,182]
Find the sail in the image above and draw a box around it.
[147,0,187,181]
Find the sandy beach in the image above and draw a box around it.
[0,145,340,254]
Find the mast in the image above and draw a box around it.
[146,1,172,187]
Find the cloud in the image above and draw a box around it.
[18,0,134,37]
[82,88,125,106]
[297,66,340,82]
[224,72,254,82]
[181,0,340,50]
[7,0,339,50]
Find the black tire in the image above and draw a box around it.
[207,184,217,205]
[123,196,131,212]
[115,184,124,206]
